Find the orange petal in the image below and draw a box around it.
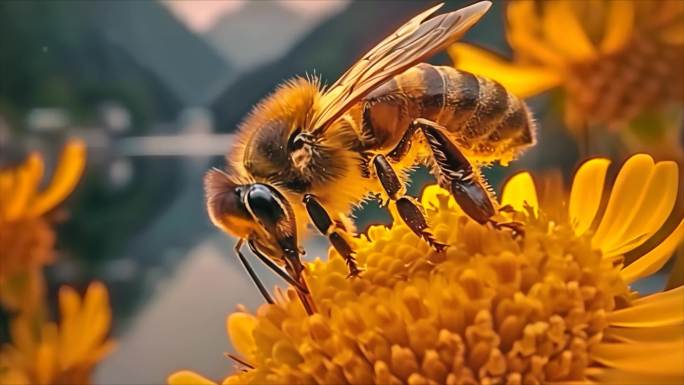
[568,158,610,236]
[600,0,635,54]
[448,43,561,99]
[168,370,218,385]
[500,172,538,215]
[620,217,684,283]
[608,285,684,327]
[592,154,654,251]
[542,0,598,62]
[4,153,44,221]
[226,312,257,362]
[28,139,86,217]
[603,161,679,257]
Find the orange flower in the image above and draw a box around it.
[0,282,115,385]
[169,154,684,384]
[0,139,86,311]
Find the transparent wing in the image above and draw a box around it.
[309,1,491,134]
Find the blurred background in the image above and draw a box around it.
[0,1,680,384]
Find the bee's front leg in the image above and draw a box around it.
[372,154,448,252]
[303,194,362,278]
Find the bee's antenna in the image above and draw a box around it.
[234,239,274,305]
[224,353,254,369]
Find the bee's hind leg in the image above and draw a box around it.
[372,154,448,252]
[410,118,522,235]
[303,194,362,278]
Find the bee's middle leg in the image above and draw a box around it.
[303,194,362,278]
[372,154,448,252]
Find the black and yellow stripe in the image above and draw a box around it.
[361,63,535,162]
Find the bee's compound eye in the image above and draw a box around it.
[246,184,286,229]
[291,135,306,151]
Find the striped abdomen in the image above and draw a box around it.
[360,63,536,164]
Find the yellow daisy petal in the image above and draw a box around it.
[592,154,654,251]
[600,0,635,54]
[542,0,598,62]
[506,0,567,68]
[568,158,610,236]
[620,217,684,284]
[58,285,83,370]
[75,282,111,366]
[4,153,43,221]
[28,139,86,218]
[603,160,679,257]
[420,184,453,210]
[591,341,684,377]
[500,172,538,215]
[587,367,684,385]
[605,324,684,344]
[168,371,218,385]
[227,313,257,362]
[35,341,57,385]
[607,285,684,327]
[448,43,562,99]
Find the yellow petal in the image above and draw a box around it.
[58,285,82,370]
[600,0,635,54]
[420,184,453,210]
[227,312,257,361]
[76,282,111,365]
[603,161,679,257]
[542,0,598,62]
[448,43,562,99]
[586,367,684,385]
[608,285,684,327]
[4,153,44,221]
[620,217,684,283]
[568,158,610,236]
[592,154,654,251]
[28,139,86,217]
[506,0,567,68]
[500,172,538,215]
[591,341,684,377]
[168,370,218,385]
[35,324,58,385]
[605,324,684,344]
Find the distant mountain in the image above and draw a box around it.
[209,0,505,131]
[95,1,233,106]
[0,1,180,131]
[206,1,311,71]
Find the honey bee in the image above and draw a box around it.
[204,1,536,314]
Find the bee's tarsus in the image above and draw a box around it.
[395,196,447,252]
[304,194,362,277]
[490,220,525,238]
[372,153,448,250]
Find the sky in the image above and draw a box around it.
[163,0,349,34]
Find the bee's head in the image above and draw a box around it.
[235,76,326,187]
[204,168,300,259]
